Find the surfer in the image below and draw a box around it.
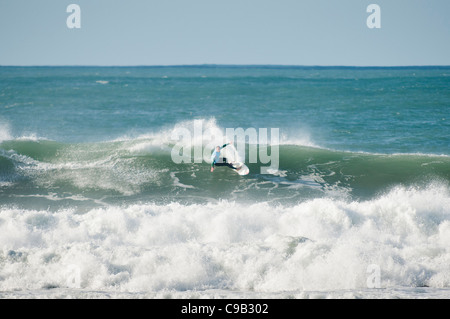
[210,142,237,172]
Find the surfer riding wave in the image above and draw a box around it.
[210,142,237,172]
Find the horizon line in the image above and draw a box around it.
[1,64,450,68]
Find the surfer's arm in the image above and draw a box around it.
[220,142,231,149]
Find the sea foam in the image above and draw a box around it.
[0,183,449,297]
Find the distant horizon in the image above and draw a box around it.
[2,64,450,68]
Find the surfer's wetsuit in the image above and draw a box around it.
[211,143,236,170]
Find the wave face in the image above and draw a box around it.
[1,130,449,208]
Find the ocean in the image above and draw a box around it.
[0,65,449,298]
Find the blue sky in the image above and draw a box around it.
[1,0,449,66]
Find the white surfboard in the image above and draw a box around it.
[231,161,249,176]
[220,144,249,176]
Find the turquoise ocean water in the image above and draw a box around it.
[0,66,449,298]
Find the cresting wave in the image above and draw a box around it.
[0,183,449,296]
[1,119,449,207]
